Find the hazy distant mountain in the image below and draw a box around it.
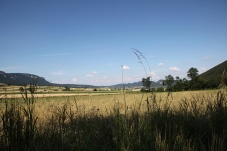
[4,59,226,89]
[110,80,163,88]
[0,71,165,88]
[0,71,95,88]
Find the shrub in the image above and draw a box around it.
[156,87,164,92]
[63,86,70,91]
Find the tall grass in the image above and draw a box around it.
[0,88,226,150]
[0,84,38,150]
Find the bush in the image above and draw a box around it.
[156,87,164,92]
[63,86,70,91]
[140,88,150,92]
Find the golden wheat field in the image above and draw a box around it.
[0,89,223,122]
[0,88,227,150]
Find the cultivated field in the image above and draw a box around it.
[0,86,119,96]
[0,86,226,150]
[1,86,220,116]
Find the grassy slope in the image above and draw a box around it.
[200,60,227,79]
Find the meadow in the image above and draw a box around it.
[0,86,227,150]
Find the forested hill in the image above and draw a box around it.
[200,60,227,79]
[0,71,52,86]
[198,60,227,88]
[0,71,96,88]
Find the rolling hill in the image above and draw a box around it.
[109,80,163,88]
[199,60,227,87]
[199,60,227,79]
[0,71,94,88]
[0,71,52,86]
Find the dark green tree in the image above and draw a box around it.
[142,77,151,92]
[182,78,190,90]
[187,67,199,81]
[173,76,182,91]
[187,67,199,90]
[165,75,174,91]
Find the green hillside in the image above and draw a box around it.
[199,60,227,87]
[200,60,227,78]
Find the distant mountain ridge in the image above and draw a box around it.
[0,72,52,86]
[0,71,163,88]
[0,71,94,88]
[110,80,164,88]
[1,60,226,88]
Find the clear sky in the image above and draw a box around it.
[0,0,226,86]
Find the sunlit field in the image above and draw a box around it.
[0,86,226,150]
[1,86,220,116]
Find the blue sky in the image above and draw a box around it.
[0,0,226,86]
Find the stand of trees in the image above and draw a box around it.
[141,77,151,92]
[141,67,227,92]
[166,67,226,91]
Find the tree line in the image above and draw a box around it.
[142,67,227,92]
